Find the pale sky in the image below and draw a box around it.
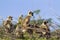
[0,0,60,22]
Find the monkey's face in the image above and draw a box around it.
[7,18,13,21]
[29,11,33,16]
[44,21,48,25]
[7,16,13,21]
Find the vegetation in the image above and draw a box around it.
[0,23,60,40]
[0,10,60,40]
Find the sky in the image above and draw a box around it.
[0,0,60,22]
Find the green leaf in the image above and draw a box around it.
[33,10,40,14]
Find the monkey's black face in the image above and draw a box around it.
[44,21,48,25]
[32,13,33,16]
